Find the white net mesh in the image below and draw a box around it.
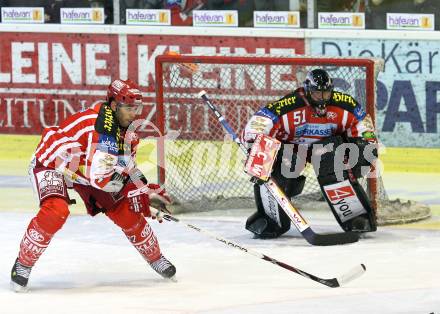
[156,54,430,225]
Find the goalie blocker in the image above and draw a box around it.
[246,135,377,238]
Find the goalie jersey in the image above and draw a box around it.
[241,87,375,145]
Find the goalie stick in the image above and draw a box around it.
[150,207,366,288]
[198,90,360,246]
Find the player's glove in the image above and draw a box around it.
[120,182,172,222]
[146,183,172,210]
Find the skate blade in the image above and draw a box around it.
[166,276,177,283]
[10,281,29,293]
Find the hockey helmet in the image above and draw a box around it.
[107,79,143,108]
[303,69,334,115]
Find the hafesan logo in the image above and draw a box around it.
[318,12,364,29]
[421,16,431,28]
[32,9,41,21]
[159,11,168,23]
[386,13,434,30]
[352,14,362,27]
[288,13,297,25]
[226,13,234,25]
[92,9,102,22]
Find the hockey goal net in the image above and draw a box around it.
[154,54,430,225]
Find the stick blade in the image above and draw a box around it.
[303,229,360,246]
[336,263,366,287]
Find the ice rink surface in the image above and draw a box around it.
[0,172,439,314]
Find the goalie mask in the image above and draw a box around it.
[303,69,334,117]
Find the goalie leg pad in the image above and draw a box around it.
[246,184,291,239]
[347,180,377,232]
[319,178,377,232]
[246,148,308,238]
[311,136,377,232]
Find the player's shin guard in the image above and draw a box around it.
[122,217,176,278]
[12,217,55,292]
[16,197,69,268]
[12,197,69,291]
[123,217,162,263]
[17,217,54,267]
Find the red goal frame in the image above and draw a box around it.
[154,54,379,211]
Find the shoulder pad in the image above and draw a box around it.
[95,103,119,137]
[255,107,278,122]
[90,102,102,112]
[265,92,306,116]
[331,91,365,118]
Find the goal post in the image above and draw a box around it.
[154,53,430,225]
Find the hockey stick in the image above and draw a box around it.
[150,207,366,288]
[198,90,360,246]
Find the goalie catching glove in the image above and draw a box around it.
[120,182,172,222]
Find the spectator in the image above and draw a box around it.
[165,0,206,26]
[44,0,63,23]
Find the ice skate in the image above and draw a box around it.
[11,258,32,293]
[149,255,176,280]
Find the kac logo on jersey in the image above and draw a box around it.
[326,111,337,121]
[98,134,118,155]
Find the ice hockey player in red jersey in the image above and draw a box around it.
[11,79,176,292]
[242,69,378,239]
